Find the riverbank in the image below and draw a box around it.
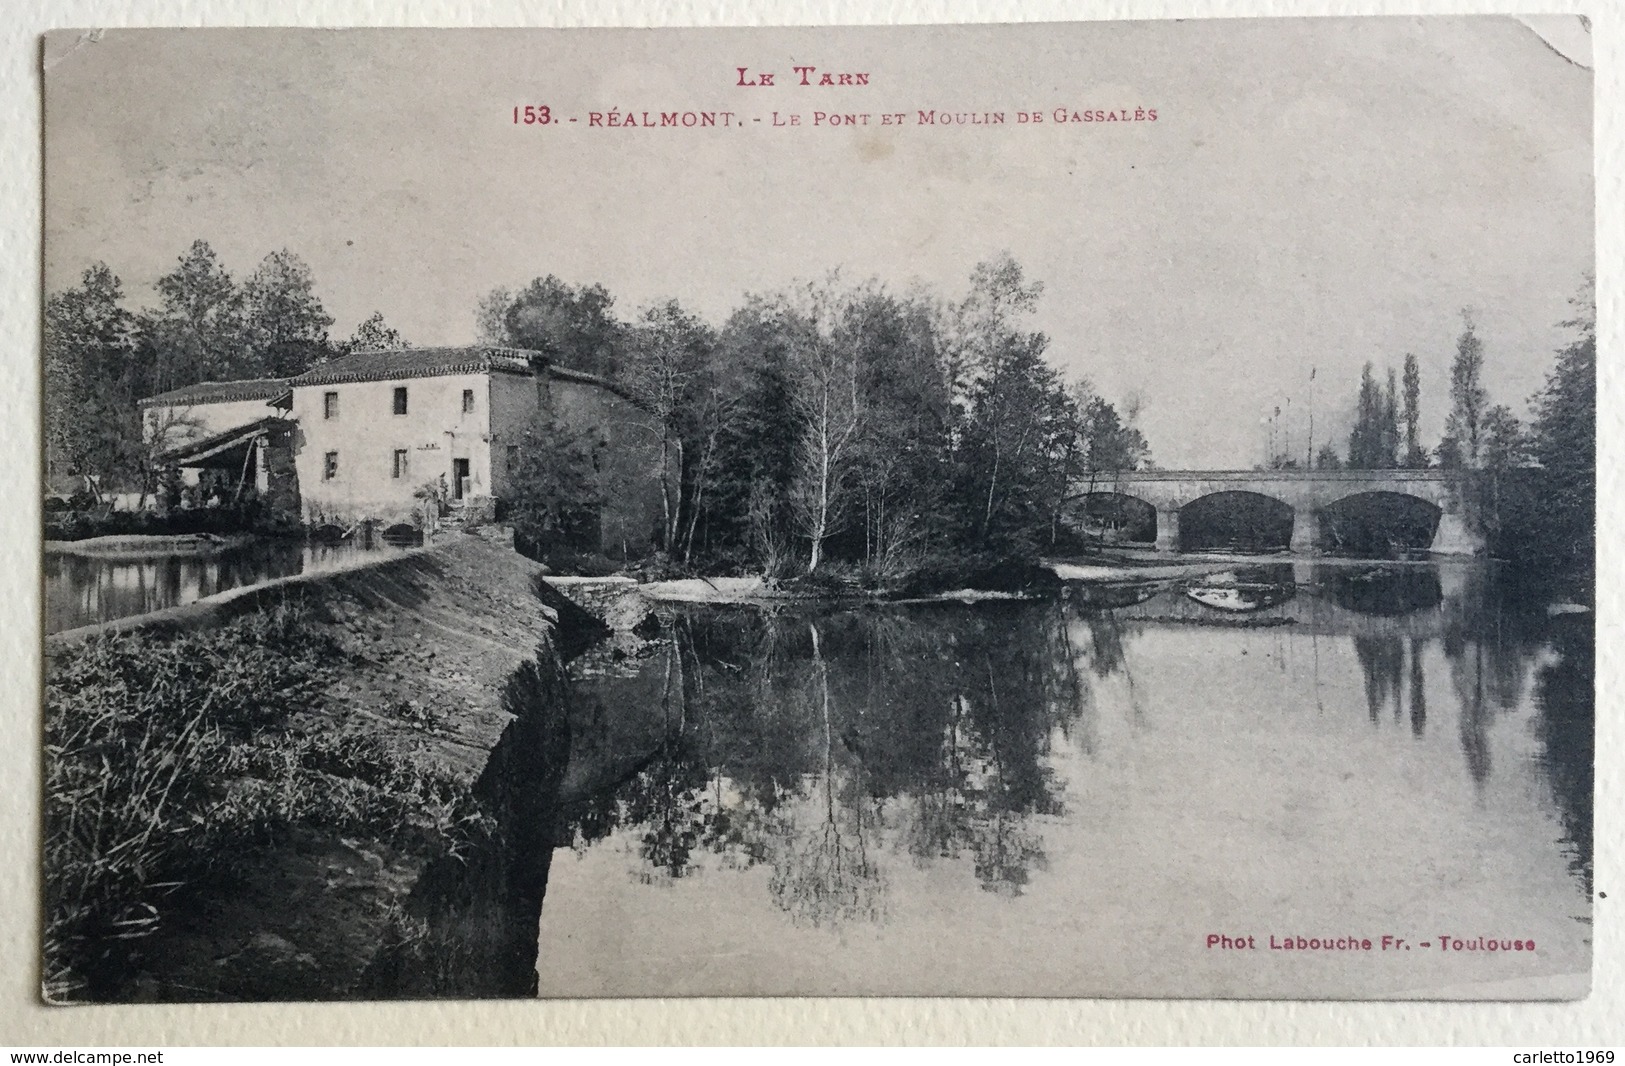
[43,534,581,1002]
[541,552,1398,617]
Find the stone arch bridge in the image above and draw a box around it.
[1066,469,1480,554]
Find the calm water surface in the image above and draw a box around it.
[537,561,1592,998]
[45,539,403,634]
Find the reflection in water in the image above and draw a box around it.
[766,623,887,925]
[479,559,1589,997]
[1184,564,1300,614]
[553,604,1085,918]
[1353,636,1404,724]
[45,538,402,633]
[1409,637,1427,737]
[1322,565,1444,616]
[1534,618,1594,895]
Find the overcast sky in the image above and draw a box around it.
[42,17,1591,468]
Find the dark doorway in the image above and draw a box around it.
[452,458,470,500]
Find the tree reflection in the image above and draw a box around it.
[1353,636,1404,725]
[1321,566,1442,616]
[1533,618,1593,895]
[559,602,1091,922]
[1336,563,1548,785]
[1408,638,1427,738]
[765,622,886,926]
[1437,565,1544,788]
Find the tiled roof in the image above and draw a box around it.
[138,378,291,408]
[288,346,543,387]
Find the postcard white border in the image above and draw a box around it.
[3,0,1618,1046]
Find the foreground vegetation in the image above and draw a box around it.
[43,602,473,1001]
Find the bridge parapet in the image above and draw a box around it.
[1090,469,1458,510]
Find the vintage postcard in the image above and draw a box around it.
[39,18,1594,1004]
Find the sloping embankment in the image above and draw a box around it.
[44,535,601,1002]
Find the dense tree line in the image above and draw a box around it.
[47,245,1150,575]
[497,255,1152,579]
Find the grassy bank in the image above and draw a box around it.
[42,536,564,1002]
[43,603,476,1001]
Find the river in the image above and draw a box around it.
[44,538,405,634]
[534,560,1592,999]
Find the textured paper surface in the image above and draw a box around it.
[4,0,1620,1045]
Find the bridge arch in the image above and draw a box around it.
[1316,491,1442,556]
[1177,490,1294,552]
[1062,491,1157,545]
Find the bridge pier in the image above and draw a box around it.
[1429,511,1484,555]
[1289,509,1320,554]
[1154,507,1180,553]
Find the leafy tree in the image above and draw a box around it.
[846,289,952,574]
[495,276,625,378]
[1069,384,1152,540]
[1401,353,1427,467]
[43,264,140,495]
[622,300,718,553]
[1073,387,1149,488]
[1473,403,1532,553]
[1444,310,1488,468]
[949,255,1074,551]
[241,250,334,376]
[698,302,803,570]
[1347,362,1382,468]
[145,240,245,389]
[1382,368,1401,468]
[1481,404,1530,471]
[505,417,605,561]
[782,277,870,572]
[1434,434,1464,470]
[1527,278,1595,574]
[347,311,409,352]
[474,287,514,346]
[1347,361,1401,469]
[1314,442,1343,470]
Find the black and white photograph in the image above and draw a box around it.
[38,18,1595,1004]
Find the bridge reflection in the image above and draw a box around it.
[1080,562,1456,638]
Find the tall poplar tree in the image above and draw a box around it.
[1444,311,1489,469]
[1401,353,1426,468]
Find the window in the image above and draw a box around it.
[393,386,408,415]
[323,391,339,419]
[462,389,475,414]
[392,449,409,480]
[322,451,339,481]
